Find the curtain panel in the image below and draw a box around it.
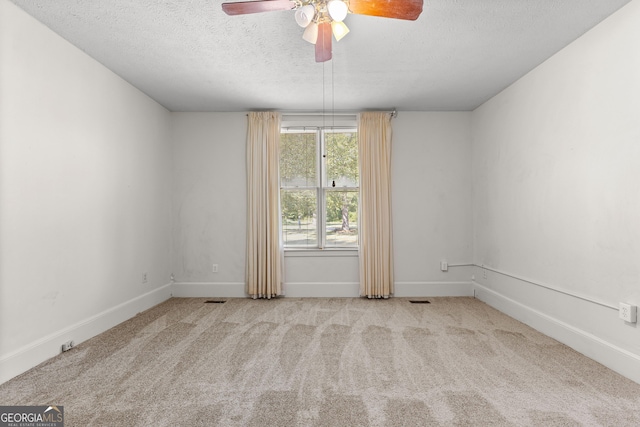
[358,112,394,298]
[246,112,283,299]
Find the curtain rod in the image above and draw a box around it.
[246,109,398,118]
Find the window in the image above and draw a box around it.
[280,127,359,248]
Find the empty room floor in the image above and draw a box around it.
[1,297,639,426]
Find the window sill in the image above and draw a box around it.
[284,248,359,258]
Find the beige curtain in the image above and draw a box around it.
[246,112,283,299]
[358,112,394,298]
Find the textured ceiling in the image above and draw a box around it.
[9,0,633,112]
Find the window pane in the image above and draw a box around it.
[281,189,318,247]
[324,189,358,248]
[325,131,358,188]
[280,132,317,187]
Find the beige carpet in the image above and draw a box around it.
[1,297,640,426]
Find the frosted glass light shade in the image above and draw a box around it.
[302,22,319,44]
[295,5,316,28]
[327,0,348,22]
[331,21,349,41]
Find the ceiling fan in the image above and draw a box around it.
[222,0,424,62]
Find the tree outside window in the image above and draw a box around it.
[280,128,358,248]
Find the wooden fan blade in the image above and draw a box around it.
[349,0,423,20]
[222,0,296,16]
[315,22,332,62]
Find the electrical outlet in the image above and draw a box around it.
[440,260,448,272]
[61,340,74,352]
[212,264,219,273]
[619,303,637,323]
[142,272,148,283]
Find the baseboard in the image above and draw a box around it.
[171,282,247,298]
[286,281,473,298]
[284,282,360,297]
[171,281,473,298]
[394,281,473,297]
[474,283,640,385]
[0,283,173,384]
[285,281,473,298]
[171,281,360,298]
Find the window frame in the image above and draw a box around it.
[280,125,359,250]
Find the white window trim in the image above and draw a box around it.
[284,248,359,257]
[280,120,359,251]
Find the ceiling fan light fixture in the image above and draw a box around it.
[327,0,348,22]
[221,0,424,62]
[331,20,349,41]
[302,21,319,44]
[295,4,316,27]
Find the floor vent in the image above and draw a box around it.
[409,300,431,304]
[204,300,226,304]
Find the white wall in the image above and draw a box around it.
[0,1,173,383]
[171,113,247,294]
[472,0,640,382]
[392,112,473,295]
[171,112,473,297]
[7,0,637,387]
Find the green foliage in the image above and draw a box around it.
[280,130,359,230]
[280,132,316,187]
[326,131,358,186]
[325,190,358,224]
[281,190,316,222]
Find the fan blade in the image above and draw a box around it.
[222,0,296,16]
[315,22,332,62]
[349,0,423,20]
